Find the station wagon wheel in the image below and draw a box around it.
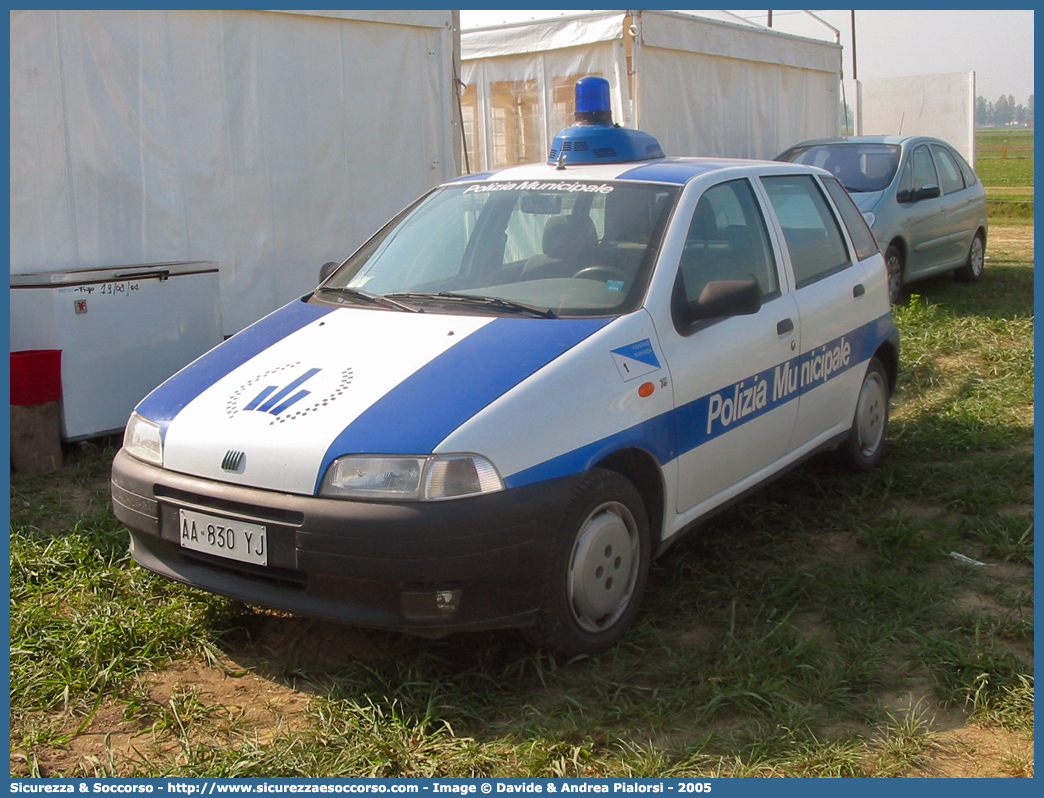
[837,357,889,472]
[524,469,650,657]
[955,232,985,283]
[884,244,904,305]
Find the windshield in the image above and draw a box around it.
[317,181,679,318]
[779,143,901,193]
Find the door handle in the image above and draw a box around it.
[853,283,865,298]
[777,318,794,335]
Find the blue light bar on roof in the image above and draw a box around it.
[548,77,664,166]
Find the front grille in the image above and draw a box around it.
[156,485,304,526]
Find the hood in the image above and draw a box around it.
[847,189,885,213]
[136,299,610,495]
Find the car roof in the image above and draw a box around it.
[444,156,816,187]
[782,135,955,149]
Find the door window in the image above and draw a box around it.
[761,175,851,288]
[930,144,967,194]
[673,179,779,327]
[908,145,938,192]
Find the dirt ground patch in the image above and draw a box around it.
[11,660,310,777]
[914,725,1034,778]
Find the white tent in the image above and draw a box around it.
[460,10,841,171]
[10,9,461,335]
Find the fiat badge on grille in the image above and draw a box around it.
[221,450,245,472]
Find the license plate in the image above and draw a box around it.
[179,509,268,566]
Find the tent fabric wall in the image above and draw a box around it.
[638,48,839,159]
[10,9,457,335]
[460,11,840,171]
[460,39,628,171]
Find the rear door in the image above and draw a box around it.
[930,143,980,268]
[759,173,877,451]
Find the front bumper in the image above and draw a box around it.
[111,448,582,635]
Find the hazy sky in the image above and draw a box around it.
[460,9,1034,106]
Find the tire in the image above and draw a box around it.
[524,469,651,657]
[884,244,904,305]
[837,357,889,472]
[955,231,985,283]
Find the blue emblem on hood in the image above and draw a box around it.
[244,367,321,415]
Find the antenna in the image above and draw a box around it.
[898,111,905,136]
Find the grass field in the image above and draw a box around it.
[976,128,1034,223]
[9,150,1034,779]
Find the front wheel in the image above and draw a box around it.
[955,232,985,283]
[524,469,650,657]
[837,357,889,472]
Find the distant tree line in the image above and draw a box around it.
[976,94,1033,127]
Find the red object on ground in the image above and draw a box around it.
[10,349,62,405]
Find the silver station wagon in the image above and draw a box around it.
[777,136,988,304]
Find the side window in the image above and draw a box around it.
[910,145,938,190]
[761,174,851,289]
[953,149,979,187]
[675,179,779,310]
[897,158,914,197]
[821,177,879,262]
[931,144,966,194]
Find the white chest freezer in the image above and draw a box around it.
[10,261,222,441]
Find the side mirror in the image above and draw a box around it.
[684,279,762,325]
[319,261,340,282]
[914,184,941,202]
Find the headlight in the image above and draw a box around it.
[320,454,503,501]
[862,211,876,228]
[321,456,426,500]
[123,412,163,466]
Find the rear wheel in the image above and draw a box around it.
[524,469,650,657]
[837,357,889,472]
[955,232,985,283]
[885,244,904,305]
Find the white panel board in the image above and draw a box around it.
[858,73,976,163]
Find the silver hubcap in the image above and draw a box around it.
[568,501,639,633]
[970,237,984,277]
[855,371,887,457]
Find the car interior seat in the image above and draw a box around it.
[521,214,600,280]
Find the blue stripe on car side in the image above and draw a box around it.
[315,316,613,493]
[505,314,897,489]
[136,298,335,430]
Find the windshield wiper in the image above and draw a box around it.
[316,285,420,313]
[386,291,557,319]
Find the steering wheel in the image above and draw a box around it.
[573,266,628,283]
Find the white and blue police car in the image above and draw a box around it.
[112,77,899,656]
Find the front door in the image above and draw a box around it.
[657,178,800,514]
